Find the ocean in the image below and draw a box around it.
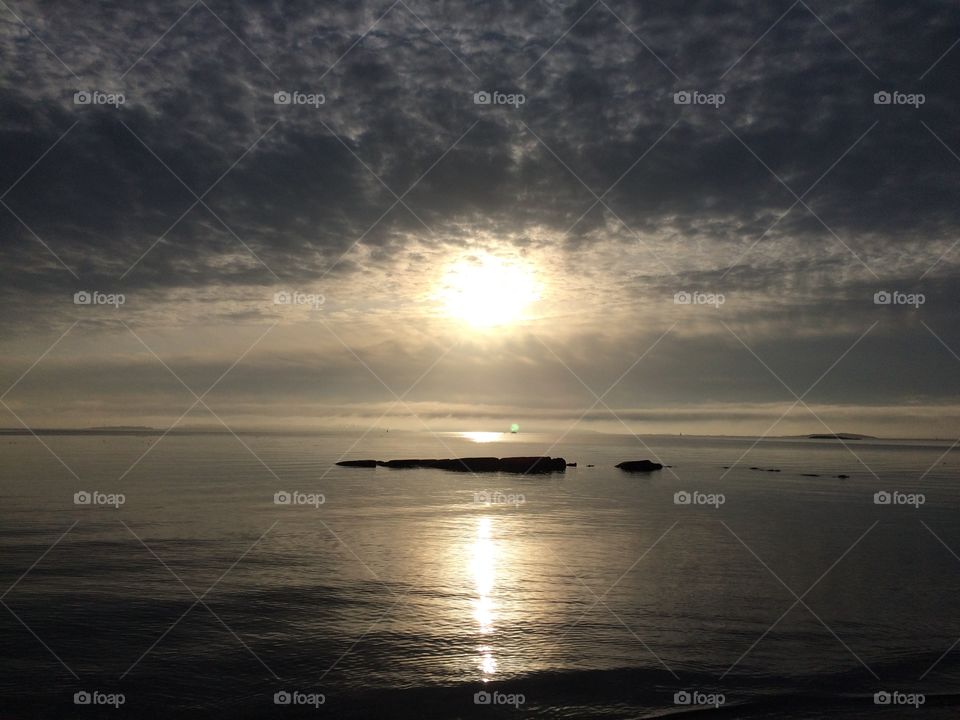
[1,430,958,718]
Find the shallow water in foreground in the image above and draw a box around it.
[1,430,959,718]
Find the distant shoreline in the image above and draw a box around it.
[0,428,954,442]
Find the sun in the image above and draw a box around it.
[437,254,541,328]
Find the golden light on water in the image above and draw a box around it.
[461,431,503,443]
[437,254,541,328]
[471,517,498,679]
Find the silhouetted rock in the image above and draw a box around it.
[337,456,567,474]
[615,460,664,472]
[566,462,577,467]
[837,474,850,479]
[801,473,821,477]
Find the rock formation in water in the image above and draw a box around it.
[336,456,567,473]
[615,460,664,472]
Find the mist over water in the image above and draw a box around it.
[1,431,959,718]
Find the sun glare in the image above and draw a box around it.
[438,255,541,328]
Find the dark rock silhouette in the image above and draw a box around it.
[566,462,577,467]
[615,460,664,472]
[837,474,850,479]
[336,457,567,474]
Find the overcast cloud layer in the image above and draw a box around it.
[1,0,959,437]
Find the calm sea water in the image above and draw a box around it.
[1,430,959,718]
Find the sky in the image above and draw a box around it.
[1,0,959,437]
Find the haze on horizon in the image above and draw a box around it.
[2,0,960,440]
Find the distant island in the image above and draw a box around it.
[807,433,877,440]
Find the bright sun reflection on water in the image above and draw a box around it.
[470,517,497,679]
[461,431,503,443]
